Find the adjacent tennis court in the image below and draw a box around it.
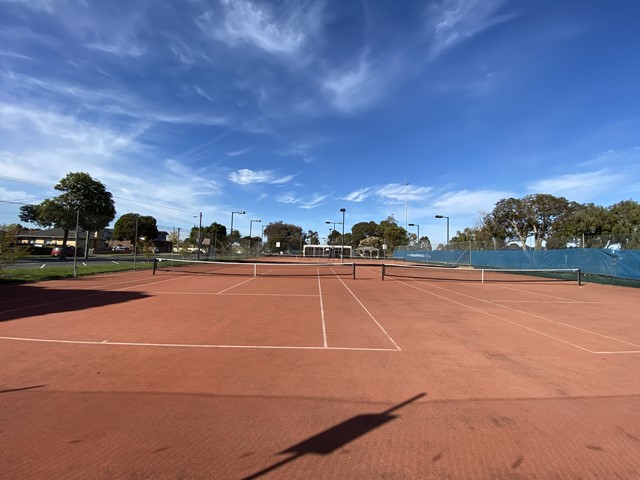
[1,260,639,479]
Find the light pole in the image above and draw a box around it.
[404,182,409,230]
[340,208,346,262]
[249,219,261,257]
[408,223,420,248]
[194,211,202,260]
[261,224,266,256]
[230,210,245,257]
[435,215,449,248]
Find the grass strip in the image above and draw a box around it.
[0,262,154,283]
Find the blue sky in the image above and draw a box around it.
[1,0,639,246]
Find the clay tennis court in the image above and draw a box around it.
[1,260,639,479]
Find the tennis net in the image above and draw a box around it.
[381,263,581,285]
[153,258,357,279]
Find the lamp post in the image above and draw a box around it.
[261,224,266,256]
[408,223,420,248]
[340,208,346,262]
[194,211,202,260]
[435,215,449,248]
[249,219,261,257]
[230,210,245,257]
[404,182,409,230]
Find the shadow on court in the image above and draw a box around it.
[0,285,150,323]
[242,393,426,480]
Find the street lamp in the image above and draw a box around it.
[340,208,346,262]
[230,210,245,257]
[194,211,202,260]
[435,215,449,248]
[261,224,266,256]
[249,219,261,257]
[408,223,420,248]
[404,182,409,230]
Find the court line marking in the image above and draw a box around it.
[422,281,640,349]
[150,292,319,297]
[395,279,639,354]
[0,336,399,352]
[397,280,595,353]
[215,276,256,294]
[318,274,328,348]
[335,274,401,351]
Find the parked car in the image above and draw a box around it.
[112,245,132,252]
[51,246,83,257]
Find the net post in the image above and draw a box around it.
[152,258,158,276]
[382,264,386,280]
[352,263,356,279]
[253,264,257,277]
[577,269,582,286]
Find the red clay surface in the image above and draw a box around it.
[1,262,639,479]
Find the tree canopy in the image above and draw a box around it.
[19,172,116,258]
[264,221,304,253]
[113,213,159,242]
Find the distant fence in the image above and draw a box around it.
[394,247,640,281]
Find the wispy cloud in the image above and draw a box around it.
[226,147,252,157]
[197,0,325,56]
[87,40,147,58]
[375,183,433,203]
[299,192,331,209]
[425,0,514,58]
[431,189,512,214]
[527,171,625,202]
[276,191,330,209]
[0,50,34,60]
[229,168,294,185]
[343,187,371,202]
[0,0,58,14]
[321,55,395,113]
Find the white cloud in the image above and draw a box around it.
[0,0,58,13]
[527,171,625,202]
[87,40,147,58]
[375,183,433,203]
[229,168,294,185]
[299,192,331,209]
[431,189,512,214]
[197,0,324,56]
[426,0,514,58]
[225,147,252,157]
[343,187,371,202]
[321,55,395,114]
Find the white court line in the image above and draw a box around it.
[397,280,595,354]
[0,336,399,352]
[215,276,256,294]
[335,274,401,351]
[419,281,640,349]
[318,273,328,348]
[151,292,319,297]
[593,350,640,354]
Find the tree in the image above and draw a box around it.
[113,214,159,244]
[610,200,640,249]
[264,221,304,253]
[378,220,408,252]
[484,194,576,250]
[350,221,379,249]
[19,172,116,259]
[0,224,28,271]
[307,230,319,245]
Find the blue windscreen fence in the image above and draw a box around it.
[395,248,640,280]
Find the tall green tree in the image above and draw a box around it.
[264,221,304,253]
[113,214,159,243]
[485,194,577,250]
[19,172,116,259]
[0,224,28,270]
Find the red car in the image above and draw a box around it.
[51,246,83,257]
